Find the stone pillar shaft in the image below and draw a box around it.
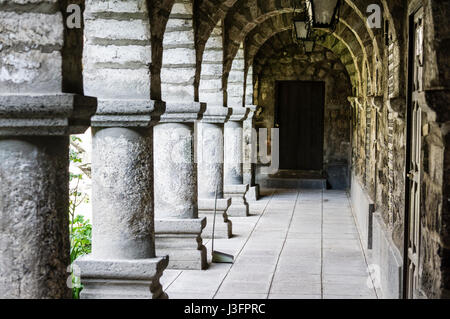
[0,136,70,299]
[224,120,244,185]
[154,102,207,270]
[198,122,225,198]
[76,100,168,299]
[224,107,250,217]
[243,105,260,201]
[91,127,155,260]
[154,122,197,219]
[197,107,232,239]
[0,93,96,299]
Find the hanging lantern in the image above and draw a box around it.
[307,0,341,30]
[293,20,309,40]
[304,40,315,53]
[292,0,310,42]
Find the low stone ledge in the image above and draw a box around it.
[224,184,249,195]
[198,198,232,211]
[74,255,168,299]
[245,185,260,202]
[155,217,208,270]
[75,255,168,281]
[155,217,207,235]
[350,172,375,251]
[224,184,250,217]
[370,212,403,299]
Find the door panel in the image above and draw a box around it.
[277,81,325,171]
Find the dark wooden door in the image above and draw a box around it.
[276,81,325,171]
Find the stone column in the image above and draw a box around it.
[75,1,168,299]
[0,95,96,299]
[243,105,260,201]
[197,106,232,239]
[0,0,96,298]
[154,103,208,270]
[75,100,168,299]
[224,107,250,217]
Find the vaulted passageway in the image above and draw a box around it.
[0,0,449,300]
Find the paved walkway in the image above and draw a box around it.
[161,189,378,299]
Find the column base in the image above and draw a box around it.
[199,198,232,239]
[224,184,249,217]
[155,218,208,270]
[245,185,260,202]
[75,256,168,299]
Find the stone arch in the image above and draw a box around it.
[148,0,175,100]
[198,19,225,105]
[83,0,153,100]
[221,1,381,104]
[253,29,353,188]
[251,27,362,97]
[159,0,197,102]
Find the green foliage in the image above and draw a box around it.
[68,135,92,299]
[69,214,91,299]
[70,215,92,265]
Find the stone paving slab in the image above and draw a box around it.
[160,188,378,300]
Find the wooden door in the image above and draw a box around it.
[276,81,325,171]
[405,7,424,299]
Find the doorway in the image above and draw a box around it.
[276,81,325,171]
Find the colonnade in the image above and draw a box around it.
[0,0,260,299]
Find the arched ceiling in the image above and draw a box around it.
[243,12,366,92]
[252,27,361,93]
[193,0,389,96]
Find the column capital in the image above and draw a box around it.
[245,105,258,119]
[158,102,206,123]
[200,106,231,124]
[0,94,96,136]
[227,106,250,122]
[91,99,165,128]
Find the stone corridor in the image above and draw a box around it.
[162,188,378,299]
[1,0,449,300]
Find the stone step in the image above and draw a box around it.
[258,177,326,189]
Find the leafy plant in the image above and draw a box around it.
[68,135,92,299]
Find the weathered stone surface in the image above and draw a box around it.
[0,10,64,93]
[350,173,375,252]
[75,256,168,299]
[371,213,403,299]
[243,105,259,200]
[83,0,152,99]
[0,94,96,135]
[91,99,164,128]
[154,122,198,219]
[224,184,249,217]
[91,127,155,260]
[0,136,71,299]
[77,124,167,299]
[154,102,207,269]
[155,218,207,270]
